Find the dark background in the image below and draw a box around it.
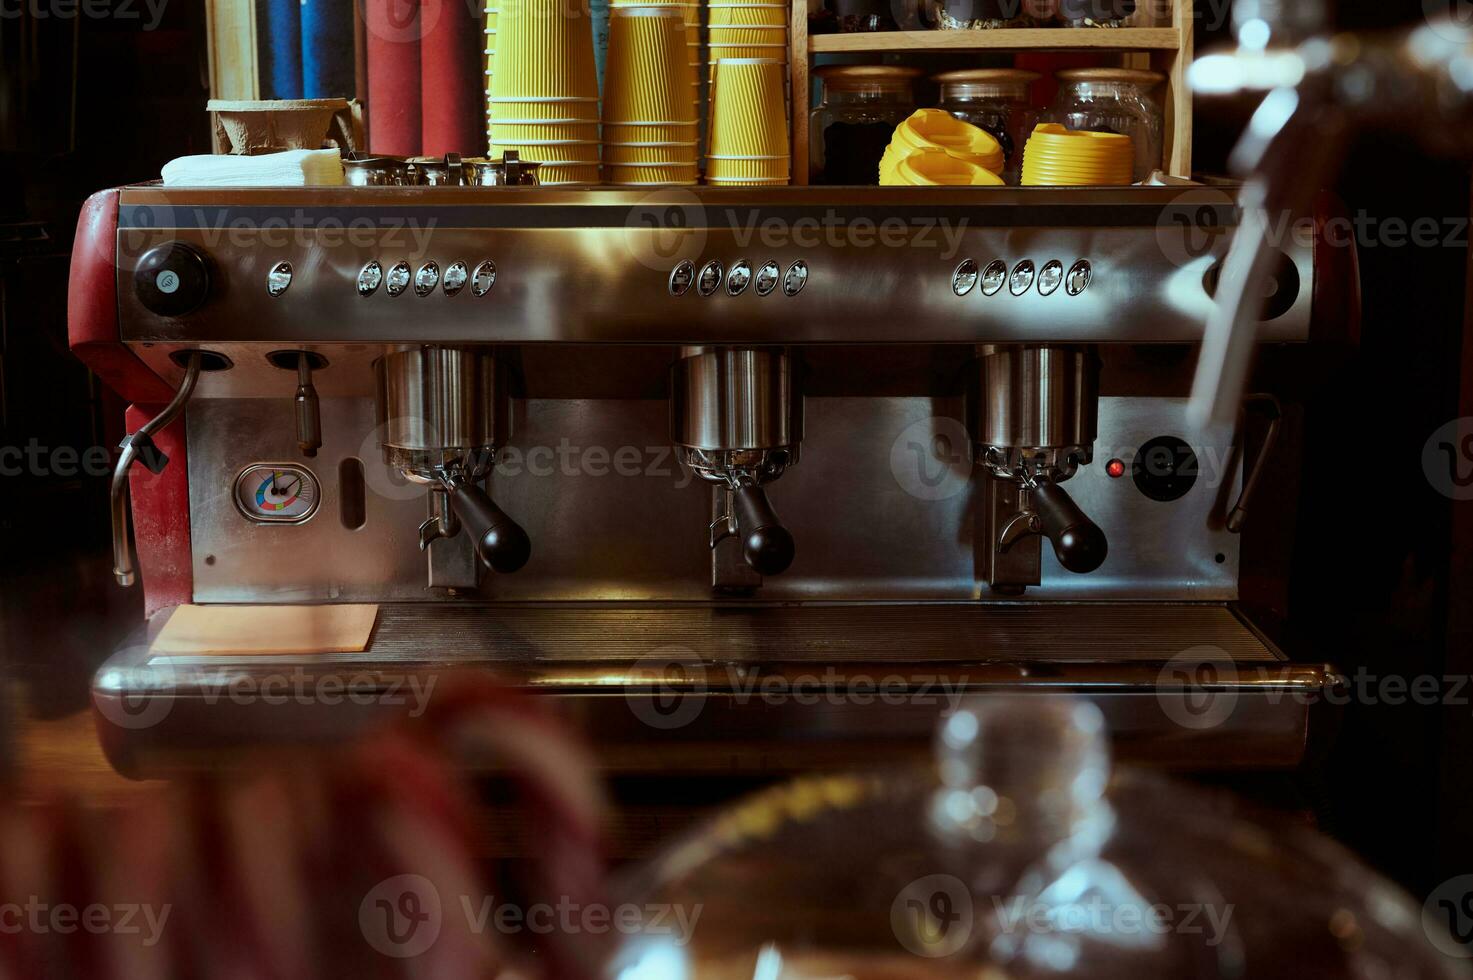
[0,0,1469,901]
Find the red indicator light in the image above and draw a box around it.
[1106,458,1126,478]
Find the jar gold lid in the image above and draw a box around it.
[931,69,1040,85]
[815,65,925,89]
[1055,68,1166,85]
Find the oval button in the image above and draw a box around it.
[414,262,440,297]
[1037,259,1064,296]
[782,260,808,297]
[358,260,383,296]
[952,259,978,297]
[698,260,724,297]
[266,261,293,297]
[1008,260,1036,296]
[385,261,411,297]
[1065,259,1092,296]
[443,260,468,296]
[471,260,497,296]
[979,260,1007,296]
[754,261,780,297]
[727,260,752,296]
[669,260,695,296]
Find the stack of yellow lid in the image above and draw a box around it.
[706,57,788,184]
[603,6,700,185]
[1020,123,1133,186]
[488,0,601,184]
[879,109,1004,186]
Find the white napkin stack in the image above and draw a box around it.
[161,149,345,186]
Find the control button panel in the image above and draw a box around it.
[951,257,1094,297]
[671,259,806,298]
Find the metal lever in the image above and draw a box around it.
[1226,393,1282,534]
[294,352,321,458]
[111,352,203,587]
[418,488,462,550]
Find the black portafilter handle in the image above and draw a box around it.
[446,480,531,574]
[732,484,795,576]
[1031,481,1108,574]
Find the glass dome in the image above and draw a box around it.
[606,699,1465,980]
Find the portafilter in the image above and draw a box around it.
[969,344,1108,574]
[670,347,801,577]
[374,346,531,574]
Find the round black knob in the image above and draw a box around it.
[477,519,532,574]
[743,525,795,577]
[135,242,210,317]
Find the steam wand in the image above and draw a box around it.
[110,352,203,587]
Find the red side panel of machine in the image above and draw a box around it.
[68,188,194,616]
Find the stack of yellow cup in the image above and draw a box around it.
[708,0,787,83]
[706,57,789,185]
[611,0,700,120]
[603,6,699,185]
[1020,123,1133,186]
[878,108,1003,184]
[482,0,498,143]
[488,0,602,184]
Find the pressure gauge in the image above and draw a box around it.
[233,464,320,524]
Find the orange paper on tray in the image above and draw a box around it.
[150,604,379,656]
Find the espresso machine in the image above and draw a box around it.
[70,184,1351,776]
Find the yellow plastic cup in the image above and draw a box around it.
[709,24,787,44]
[605,162,701,184]
[603,7,697,125]
[490,121,601,142]
[603,121,699,143]
[606,141,700,164]
[708,58,788,160]
[708,3,787,26]
[705,154,788,180]
[490,0,600,102]
[488,139,603,163]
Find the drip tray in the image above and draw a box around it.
[93,602,1337,777]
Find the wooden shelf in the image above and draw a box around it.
[809,27,1182,53]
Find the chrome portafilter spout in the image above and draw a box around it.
[670,347,801,581]
[969,345,1107,592]
[375,347,530,577]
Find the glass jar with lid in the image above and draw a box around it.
[809,66,923,185]
[933,68,1039,184]
[1042,68,1164,182]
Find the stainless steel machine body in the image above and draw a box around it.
[85,184,1339,775]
